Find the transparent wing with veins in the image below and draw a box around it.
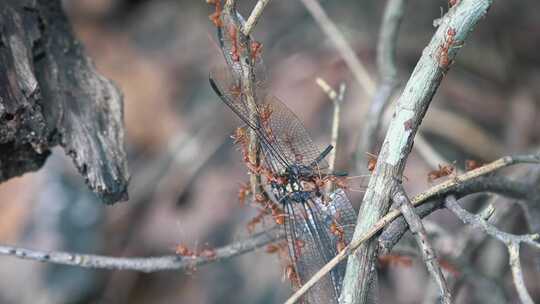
[263,95,329,171]
[209,67,328,173]
[284,198,339,304]
[283,189,356,303]
[209,66,289,173]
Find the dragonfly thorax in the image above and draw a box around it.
[287,164,315,180]
[269,164,319,204]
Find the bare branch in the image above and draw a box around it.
[445,195,540,250]
[0,229,281,273]
[392,244,509,304]
[508,243,534,304]
[300,0,445,174]
[316,78,339,101]
[445,195,540,304]
[379,175,540,253]
[224,0,236,10]
[316,78,346,174]
[392,185,452,304]
[243,0,271,36]
[283,151,534,304]
[299,0,375,95]
[342,2,495,302]
[219,4,264,200]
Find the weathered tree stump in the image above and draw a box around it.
[0,0,129,204]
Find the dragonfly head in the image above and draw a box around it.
[288,165,300,179]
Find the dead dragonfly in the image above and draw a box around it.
[209,11,357,304]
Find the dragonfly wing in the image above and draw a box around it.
[209,66,290,171]
[209,66,258,129]
[312,189,357,296]
[325,189,357,242]
[284,199,341,304]
[263,95,329,170]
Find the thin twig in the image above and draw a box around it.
[379,175,540,254]
[449,166,540,272]
[392,185,452,304]
[316,77,338,101]
[300,0,375,95]
[392,243,509,304]
[301,0,444,174]
[445,195,539,304]
[508,243,534,304]
[283,151,536,304]
[224,0,235,10]
[316,77,346,174]
[332,84,346,170]
[220,3,264,200]
[0,229,282,273]
[242,0,271,36]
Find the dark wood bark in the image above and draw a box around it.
[0,0,129,204]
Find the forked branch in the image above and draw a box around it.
[341,2,495,303]
[392,185,452,304]
[445,195,540,304]
[283,151,537,304]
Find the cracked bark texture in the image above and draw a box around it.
[0,0,129,204]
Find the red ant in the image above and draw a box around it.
[284,264,301,287]
[175,243,217,260]
[465,159,482,171]
[255,193,268,205]
[258,104,275,142]
[266,243,282,254]
[231,127,247,146]
[175,243,195,257]
[237,182,250,205]
[265,242,289,261]
[227,24,240,62]
[271,204,286,225]
[329,216,348,252]
[246,212,264,232]
[231,127,265,174]
[199,248,217,259]
[206,0,222,27]
[439,258,460,276]
[366,152,378,172]
[229,84,242,99]
[293,239,305,257]
[378,254,413,268]
[250,41,263,61]
[448,0,459,7]
[427,164,454,182]
[437,28,457,69]
[325,175,349,190]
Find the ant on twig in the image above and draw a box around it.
[427,163,455,182]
